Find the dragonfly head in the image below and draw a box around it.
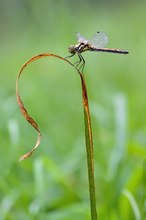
[68,45,76,54]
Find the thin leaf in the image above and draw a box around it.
[16,53,74,161]
[16,53,98,219]
[80,74,97,220]
[122,189,141,220]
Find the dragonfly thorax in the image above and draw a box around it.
[68,43,88,55]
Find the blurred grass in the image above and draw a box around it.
[0,0,146,219]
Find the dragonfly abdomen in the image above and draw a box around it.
[89,47,129,54]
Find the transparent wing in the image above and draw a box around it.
[88,32,108,48]
[77,32,88,44]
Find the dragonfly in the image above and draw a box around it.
[66,32,129,71]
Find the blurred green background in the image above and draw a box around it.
[0,0,146,219]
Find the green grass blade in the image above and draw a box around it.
[122,189,141,220]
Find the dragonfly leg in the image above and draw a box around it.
[65,52,85,72]
[75,53,85,72]
[64,54,82,67]
[64,53,75,59]
[78,55,85,72]
[74,53,82,66]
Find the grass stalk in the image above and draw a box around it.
[79,73,98,220]
[16,53,98,219]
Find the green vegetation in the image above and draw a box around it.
[0,1,146,219]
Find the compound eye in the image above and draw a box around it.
[68,45,75,54]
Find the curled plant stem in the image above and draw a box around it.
[16,53,97,219]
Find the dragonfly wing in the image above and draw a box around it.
[88,32,108,48]
[77,32,88,44]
